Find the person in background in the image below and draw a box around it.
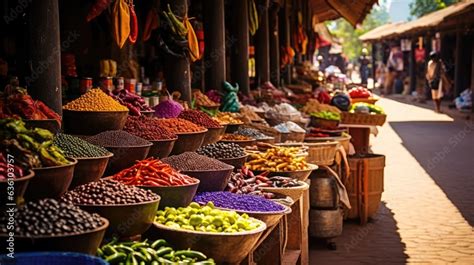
[426,51,450,113]
[359,48,370,85]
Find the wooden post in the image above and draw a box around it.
[269,2,281,86]
[230,0,250,95]
[471,44,474,113]
[28,0,62,114]
[409,39,417,93]
[255,0,270,84]
[371,43,377,83]
[162,0,191,102]
[203,0,226,91]
[280,0,291,85]
[454,29,463,96]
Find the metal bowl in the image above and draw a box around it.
[202,126,226,146]
[62,110,128,135]
[253,163,318,181]
[24,119,61,134]
[138,180,199,209]
[149,219,266,264]
[26,158,78,200]
[182,167,234,192]
[217,154,248,170]
[104,143,152,175]
[0,170,34,205]
[219,139,257,148]
[171,130,208,155]
[0,217,109,255]
[70,153,113,189]
[218,203,291,227]
[225,123,243,133]
[147,138,177,159]
[76,197,160,238]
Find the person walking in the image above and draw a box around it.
[359,48,370,85]
[426,51,449,113]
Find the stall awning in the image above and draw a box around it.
[359,22,405,42]
[310,0,379,27]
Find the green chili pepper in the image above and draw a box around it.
[174,250,207,260]
[131,242,148,249]
[96,248,104,257]
[151,239,168,249]
[105,252,127,263]
[192,259,216,265]
[115,245,134,253]
[156,247,173,256]
[103,245,117,255]
[157,257,175,264]
[140,248,152,261]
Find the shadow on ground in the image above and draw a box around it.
[389,120,474,226]
[309,202,408,264]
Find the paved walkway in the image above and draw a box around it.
[309,98,474,264]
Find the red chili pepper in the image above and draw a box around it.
[128,2,138,44]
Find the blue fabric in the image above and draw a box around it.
[0,252,108,265]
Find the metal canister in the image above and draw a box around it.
[80,77,93,94]
[100,77,114,92]
[125,78,136,93]
[135,82,143,95]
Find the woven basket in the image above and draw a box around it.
[305,135,351,153]
[260,181,310,201]
[280,131,305,143]
[350,98,378,104]
[277,141,339,166]
[340,112,386,126]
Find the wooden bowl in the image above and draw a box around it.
[217,154,248,170]
[76,198,160,238]
[202,126,226,146]
[219,139,257,148]
[26,158,77,200]
[182,167,234,192]
[149,219,266,264]
[0,218,108,255]
[253,163,318,181]
[0,170,34,205]
[62,110,128,135]
[171,130,208,155]
[104,143,152,175]
[138,180,200,209]
[24,119,61,134]
[147,138,177,159]
[70,153,113,189]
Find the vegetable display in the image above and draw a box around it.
[111,158,198,187]
[153,98,184,118]
[350,102,385,114]
[98,238,215,264]
[213,112,242,125]
[267,176,302,188]
[104,89,152,116]
[330,94,351,112]
[193,90,219,108]
[300,99,341,115]
[348,87,372,99]
[155,202,263,233]
[162,152,233,171]
[178,110,221,128]
[193,191,285,212]
[63,89,128,112]
[1,118,69,168]
[124,116,177,141]
[157,118,205,133]
[226,169,275,199]
[310,111,341,121]
[0,152,25,180]
[197,142,246,159]
[53,133,110,158]
[245,147,308,171]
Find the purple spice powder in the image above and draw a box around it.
[193,191,285,212]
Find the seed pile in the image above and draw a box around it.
[86,130,151,147]
[197,142,246,159]
[124,116,176,140]
[178,110,221,128]
[63,179,160,205]
[234,128,269,140]
[157,118,205,133]
[162,152,233,171]
[0,199,104,236]
[63,88,128,111]
[221,134,253,141]
[193,192,285,212]
[53,133,110,158]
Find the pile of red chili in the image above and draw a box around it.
[178,110,222,128]
[111,158,198,187]
[124,116,177,140]
[0,153,26,180]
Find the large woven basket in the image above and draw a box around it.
[260,181,310,201]
[340,112,386,126]
[305,135,351,153]
[277,141,339,166]
[280,131,306,143]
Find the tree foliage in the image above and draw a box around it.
[409,0,459,18]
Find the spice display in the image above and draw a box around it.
[226,167,274,199]
[310,111,341,121]
[350,102,385,114]
[234,127,269,140]
[221,134,253,141]
[274,121,306,133]
[0,152,25,180]
[1,118,69,168]
[124,116,176,140]
[178,110,221,128]
[197,142,246,159]
[0,87,61,125]
[153,98,184,118]
[53,133,110,158]
[103,89,152,116]
[214,112,242,125]
[0,199,104,236]
[63,88,128,112]
[155,202,262,233]
[98,239,215,264]
[162,152,233,171]
[221,82,240,112]
[63,179,159,205]
[246,147,308,171]
[348,87,372,98]
[157,118,205,134]
[301,99,341,115]
[239,105,264,122]
[111,158,198,186]
[268,176,302,187]
[194,192,285,212]
[193,90,219,107]
[86,130,151,147]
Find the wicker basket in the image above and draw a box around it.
[310,117,340,129]
[280,131,305,143]
[277,141,339,166]
[305,135,351,153]
[340,112,386,126]
[350,98,378,104]
[260,181,310,201]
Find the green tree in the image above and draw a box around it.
[409,0,459,18]
[328,1,390,60]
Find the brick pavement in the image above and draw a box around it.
[309,98,474,264]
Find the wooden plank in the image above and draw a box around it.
[300,188,310,265]
[230,0,250,94]
[255,0,271,83]
[282,250,302,265]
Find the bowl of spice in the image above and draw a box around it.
[259,176,310,201]
[53,134,113,189]
[197,142,248,170]
[62,89,129,135]
[162,152,234,192]
[234,127,275,144]
[219,134,257,148]
[63,179,160,238]
[0,199,108,255]
[178,110,226,146]
[193,191,291,227]
[157,118,208,155]
[0,153,35,205]
[124,116,178,159]
[110,158,200,209]
[85,130,152,175]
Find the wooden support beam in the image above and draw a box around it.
[255,0,270,84]
[280,0,292,85]
[269,2,281,86]
[454,30,463,96]
[28,0,62,114]
[409,39,417,93]
[230,0,250,95]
